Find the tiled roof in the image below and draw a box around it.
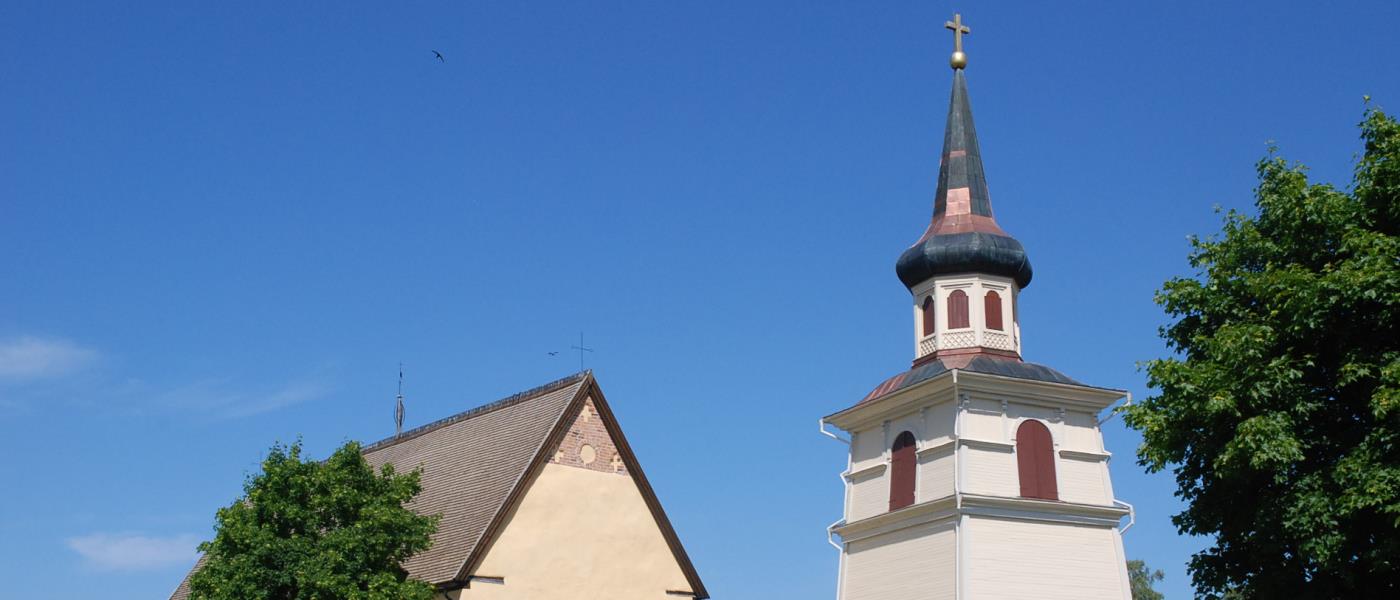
[362,374,586,584]
[844,354,1087,413]
[170,373,589,599]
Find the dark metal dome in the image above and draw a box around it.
[896,69,1032,290]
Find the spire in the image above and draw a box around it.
[895,16,1031,290]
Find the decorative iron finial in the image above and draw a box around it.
[394,363,405,436]
[945,13,970,70]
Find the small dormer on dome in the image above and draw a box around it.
[899,50,1030,364]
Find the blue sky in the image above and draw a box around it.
[3,1,1398,598]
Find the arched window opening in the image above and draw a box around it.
[1016,420,1058,500]
[921,296,936,337]
[985,291,1004,331]
[947,290,970,329]
[889,431,917,511]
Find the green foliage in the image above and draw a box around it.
[189,440,440,600]
[1129,559,1166,600]
[1125,106,1400,598]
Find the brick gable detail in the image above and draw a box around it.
[550,396,627,476]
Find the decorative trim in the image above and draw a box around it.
[844,462,887,482]
[834,492,1130,543]
[959,493,1129,528]
[916,439,956,458]
[833,495,958,542]
[1059,449,1112,461]
[960,437,1015,452]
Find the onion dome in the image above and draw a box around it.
[895,68,1032,290]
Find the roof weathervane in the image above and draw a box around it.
[394,363,406,436]
[945,13,971,70]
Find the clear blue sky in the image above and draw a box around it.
[3,1,1397,598]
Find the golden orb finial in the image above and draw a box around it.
[944,13,971,70]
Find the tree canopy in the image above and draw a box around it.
[1129,559,1166,600]
[189,440,439,600]
[1125,106,1400,598]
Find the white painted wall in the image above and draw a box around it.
[917,446,955,502]
[1057,456,1111,505]
[847,467,888,522]
[842,521,956,600]
[961,445,1019,497]
[966,517,1128,600]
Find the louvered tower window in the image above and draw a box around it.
[1016,420,1058,500]
[889,431,917,510]
[947,290,969,329]
[984,291,1003,331]
[921,296,936,337]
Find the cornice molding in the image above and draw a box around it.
[834,492,1129,543]
[844,463,886,482]
[833,496,958,542]
[961,437,1015,452]
[1059,448,1112,462]
[916,439,956,458]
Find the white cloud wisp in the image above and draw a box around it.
[66,533,200,571]
[0,336,97,380]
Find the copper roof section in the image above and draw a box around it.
[896,69,1033,289]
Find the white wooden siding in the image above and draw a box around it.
[847,468,887,522]
[925,401,955,441]
[917,445,955,502]
[1057,455,1110,504]
[851,427,884,472]
[961,446,1019,497]
[1063,410,1101,451]
[843,521,956,600]
[962,406,1002,441]
[966,517,1128,600]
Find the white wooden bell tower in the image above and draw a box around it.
[821,14,1134,600]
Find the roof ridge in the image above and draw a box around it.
[362,371,591,454]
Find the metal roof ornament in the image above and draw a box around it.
[945,13,971,70]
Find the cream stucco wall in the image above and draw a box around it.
[459,463,693,600]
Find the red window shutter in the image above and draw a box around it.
[947,290,970,329]
[921,296,936,337]
[984,291,1003,331]
[1016,420,1058,500]
[889,431,917,511]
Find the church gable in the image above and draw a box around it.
[550,396,628,476]
[169,373,707,600]
[462,390,705,599]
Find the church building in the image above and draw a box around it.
[821,15,1134,600]
[171,372,708,600]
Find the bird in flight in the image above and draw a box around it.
[547,351,559,356]
[433,50,445,63]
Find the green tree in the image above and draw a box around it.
[1129,559,1166,600]
[1124,106,1400,599]
[189,440,439,600]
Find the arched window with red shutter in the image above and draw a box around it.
[985,290,1003,331]
[1016,420,1058,500]
[947,290,970,329]
[921,296,936,337]
[889,431,917,510]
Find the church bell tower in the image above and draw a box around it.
[821,15,1134,600]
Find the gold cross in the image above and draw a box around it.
[945,13,970,52]
[945,13,971,69]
